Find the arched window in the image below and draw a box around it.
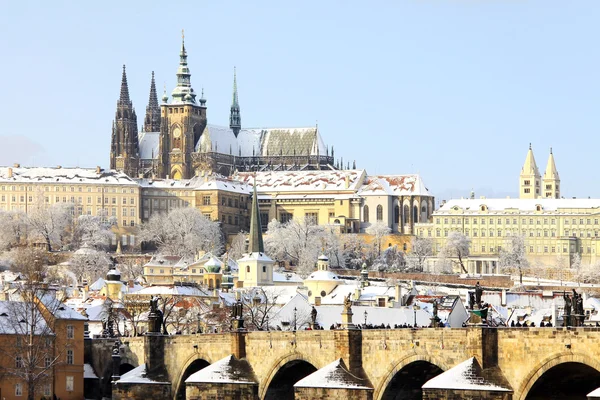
[403,205,409,224]
[246,265,250,273]
[394,205,400,223]
[363,205,369,223]
[376,205,383,221]
[413,205,418,222]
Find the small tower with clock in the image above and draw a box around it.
[158,31,207,180]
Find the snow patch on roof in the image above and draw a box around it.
[359,175,430,196]
[185,355,257,385]
[295,359,371,389]
[422,357,511,391]
[117,364,169,384]
[234,170,365,193]
[84,363,99,379]
[0,166,137,185]
[139,131,160,160]
[439,198,600,213]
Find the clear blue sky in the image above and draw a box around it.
[1,1,599,199]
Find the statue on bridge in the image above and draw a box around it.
[563,291,572,327]
[344,293,352,312]
[147,296,164,334]
[231,299,245,331]
[310,306,318,329]
[475,282,483,309]
[572,289,584,327]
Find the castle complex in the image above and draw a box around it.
[110,33,334,179]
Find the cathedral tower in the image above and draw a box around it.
[110,65,139,177]
[519,144,541,199]
[143,71,161,133]
[543,148,560,199]
[229,67,241,137]
[158,31,207,180]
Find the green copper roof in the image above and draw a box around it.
[247,181,264,253]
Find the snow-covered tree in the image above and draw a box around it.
[406,236,434,272]
[265,217,327,278]
[26,202,73,251]
[0,210,27,250]
[499,235,529,284]
[239,288,286,331]
[227,232,247,261]
[440,232,471,274]
[366,221,391,257]
[71,211,115,250]
[68,248,112,284]
[140,208,223,260]
[341,234,367,270]
[371,245,405,272]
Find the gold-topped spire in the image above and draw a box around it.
[182,28,185,40]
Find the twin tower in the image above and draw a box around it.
[519,144,560,199]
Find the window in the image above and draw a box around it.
[363,206,369,223]
[67,349,74,365]
[376,205,383,221]
[45,356,51,368]
[67,325,74,339]
[262,266,266,273]
[16,355,23,368]
[246,266,250,273]
[15,383,22,396]
[280,212,293,224]
[203,196,210,205]
[66,376,74,392]
[43,384,51,396]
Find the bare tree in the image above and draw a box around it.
[26,201,73,251]
[121,294,148,336]
[140,208,223,260]
[227,232,247,261]
[68,248,112,284]
[499,235,529,284]
[0,248,65,400]
[366,221,391,258]
[239,288,284,331]
[406,236,434,272]
[440,232,471,274]
[116,256,144,282]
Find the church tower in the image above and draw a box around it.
[543,148,560,199]
[237,181,274,287]
[229,67,241,137]
[158,31,207,180]
[519,144,541,199]
[143,71,161,133]
[110,65,139,177]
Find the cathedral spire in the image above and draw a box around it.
[143,71,161,132]
[230,67,241,137]
[247,178,264,253]
[119,65,130,104]
[543,148,560,199]
[171,29,196,104]
[519,144,541,199]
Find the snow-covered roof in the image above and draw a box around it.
[295,359,371,389]
[139,131,160,160]
[144,255,183,268]
[195,125,326,158]
[40,297,87,321]
[136,175,250,194]
[438,198,600,213]
[589,387,600,397]
[237,252,274,263]
[117,364,169,384]
[0,300,50,335]
[84,363,99,379]
[185,355,257,385]
[0,166,138,186]
[359,175,431,197]
[305,270,340,281]
[422,357,511,392]
[234,170,366,193]
[273,271,303,283]
[133,285,212,297]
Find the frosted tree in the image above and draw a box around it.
[499,235,529,284]
[227,232,247,261]
[26,202,73,252]
[264,216,328,278]
[366,221,391,257]
[140,207,223,260]
[68,249,112,284]
[440,231,471,274]
[238,288,286,331]
[116,257,144,282]
[0,210,27,250]
[577,261,600,285]
[405,236,434,272]
[341,234,367,270]
[371,245,405,272]
[71,211,115,250]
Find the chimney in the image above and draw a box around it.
[82,286,88,301]
[345,175,350,189]
[13,163,20,168]
[56,165,62,169]
[128,280,134,288]
[354,287,361,302]
[7,168,13,178]
[96,166,102,174]
[395,285,405,306]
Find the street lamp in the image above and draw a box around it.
[413,307,417,328]
[364,310,368,326]
[196,313,201,334]
[293,307,297,332]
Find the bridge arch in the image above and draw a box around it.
[260,352,320,400]
[172,353,212,400]
[374,353,449,400]
[517,352,600,400]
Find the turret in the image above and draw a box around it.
[143,71,161,132]
[543,148,560,199]
[170,30,196,104]
[229,67,241,137]
[519,143,541,199]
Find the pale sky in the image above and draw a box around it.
[1,1,599,200]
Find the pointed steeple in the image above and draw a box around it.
[247,179,264,253]
[171,29,196,104]
[119,65,131,104]
[143,71,161,132]
[519,143,541,199]
[521,143,540,176]
[542,147,560,199]
[230,67,241,137]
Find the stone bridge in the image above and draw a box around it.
[88,327,600,400]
